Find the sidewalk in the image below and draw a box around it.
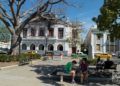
[0,57,119,86]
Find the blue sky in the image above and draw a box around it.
[26,0,104,38]
[65,0,104,33]
[0,0,104,38]
[27,0,103,31]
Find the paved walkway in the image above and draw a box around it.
[0,57,119,86]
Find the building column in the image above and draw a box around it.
[103,33,107,53]
[27,28,31,37]
[54,43,58,51]
[36,26,39,37]
[54,26,58,39]
[27,45,30,50]
[36,46,39,53]
[91,33,95,59]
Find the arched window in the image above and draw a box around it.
[39,44,44,50]
[22,44,27,50]
[48,44,54,51]
[57,44,63,51]
[30,44,35,50]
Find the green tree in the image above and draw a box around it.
[93,0,120,41]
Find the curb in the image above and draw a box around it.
[0,60,41,70]
[0,64,18,70]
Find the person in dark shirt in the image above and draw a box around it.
[96,57,104,72]
[104,58,113,69]
[79,58,88,84]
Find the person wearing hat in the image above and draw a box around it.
[64,60,77,83]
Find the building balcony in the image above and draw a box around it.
[22,36,56,39]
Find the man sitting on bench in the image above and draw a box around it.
[64,60,77,83]
[104,58,114,70]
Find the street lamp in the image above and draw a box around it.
[45,31,48,56]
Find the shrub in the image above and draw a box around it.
[87,58,97,65]
[17,53,28,62]
[0,52,41,62]
[0,54,12,62]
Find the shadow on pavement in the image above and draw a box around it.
[30,63,118,86]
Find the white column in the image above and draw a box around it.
[36,26,39,37]
[27,45,30,50]
[103,33,107,53]
[36,46,39,51]
[54,43,58,51]
[27,28,31,37]
[91,33,95,59]
[54,26,58,39]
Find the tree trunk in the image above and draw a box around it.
[8,34,21,55]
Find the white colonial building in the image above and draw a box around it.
[84,25,116,58]
[20,17,81,56]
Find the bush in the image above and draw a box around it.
[24,51,41,59]
[87,58,97,65]
[0,54,12,62]
[17,53,28,62]
[32,53,41,59]
[0,52,41,62]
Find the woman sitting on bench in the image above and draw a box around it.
[64,60,77,83]
[79,58,88,84]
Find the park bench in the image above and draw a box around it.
[56,64,117,83]
[56,66,96,83]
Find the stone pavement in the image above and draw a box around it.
[0,56,119,86]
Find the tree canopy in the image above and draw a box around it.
[93,0,120,41]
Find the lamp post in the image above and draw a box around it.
[45,31,48,56]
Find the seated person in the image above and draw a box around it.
[64,60,77,83]
[104,58,114,69]
[79,58,88,84]
[96,58,104,72]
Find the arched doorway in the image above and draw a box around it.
[22,44,27,50]
[30,44,35,50]
[57,44,63,51]
[39,44,44,50]
[48,44,54,51]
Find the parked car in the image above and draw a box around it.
[0,50,7,54]
[77,52,88,58]
[111,52,116,56]
[95,53,112,58]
